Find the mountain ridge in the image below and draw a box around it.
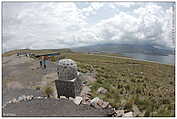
[72,43,175,56]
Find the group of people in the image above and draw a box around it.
[40,56,48,69]
[17,52,33,57]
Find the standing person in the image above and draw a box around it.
[41,56,44,69]
[43,56,48,69]
[40,56,42,67]
[44,63,46,69]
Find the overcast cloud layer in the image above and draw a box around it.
[2,2,175,52]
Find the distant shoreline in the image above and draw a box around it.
[2,49,175,66]
[119,53,175,65]
[88,53,175,66]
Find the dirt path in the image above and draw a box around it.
[2,55,112,116]
[3,55,55,106]
[3,55,57,89]
[3,98,112,117]
[3,55,56,103]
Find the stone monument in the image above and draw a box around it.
[55,59,82,98]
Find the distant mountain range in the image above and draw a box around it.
[72,44,175,56]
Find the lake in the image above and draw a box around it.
[120,53,175,65]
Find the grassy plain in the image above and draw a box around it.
[62,52,175,117]
[3,49,175,116]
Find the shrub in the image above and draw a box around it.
[44,86,54,98]
[58,55,66,60]
[124,100,133,111]
[51,56,58,62]
[35,85,41,90]
[153,106,172,117]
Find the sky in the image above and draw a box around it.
[2,2,176,52]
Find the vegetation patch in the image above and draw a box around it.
[62,52,175,117]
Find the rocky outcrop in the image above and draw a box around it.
[90,97,109,109]
[114,110,125,117]
[3,98,113,117]
[97,87,108,94]
[123,112,133,117]
[72,96,83,105]
[132,105,141,116]
[80,85,92,105]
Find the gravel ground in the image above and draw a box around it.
[3,55,57,89]
[2,88,44,106]
[3,98,113,117]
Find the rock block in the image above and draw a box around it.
[55,78,82,98]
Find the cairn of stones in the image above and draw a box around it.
[55,59,82,98]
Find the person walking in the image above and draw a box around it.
[43,56,48,69]
[41,56,44,69]
[44,63,46,69]
[40,60,42,67]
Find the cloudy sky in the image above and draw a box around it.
[2,2,175,52]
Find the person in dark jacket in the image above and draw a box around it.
[40,60,42,67]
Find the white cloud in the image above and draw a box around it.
[74,3,175,48]
[115,2,135,8]
[81,2,104,16]
[2,2,175,52]
[3,2,88,51]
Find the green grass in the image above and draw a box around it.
[3,49,175,116]
[50,56,58,62]
[61,52,175,117]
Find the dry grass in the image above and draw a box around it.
[62,52,175,117]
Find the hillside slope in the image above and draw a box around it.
[72,44,174,56]
[61,52,175,117]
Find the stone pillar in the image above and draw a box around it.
[55,59,82,98]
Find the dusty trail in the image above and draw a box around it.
[3,98,112,117]
[2,55,112,116]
